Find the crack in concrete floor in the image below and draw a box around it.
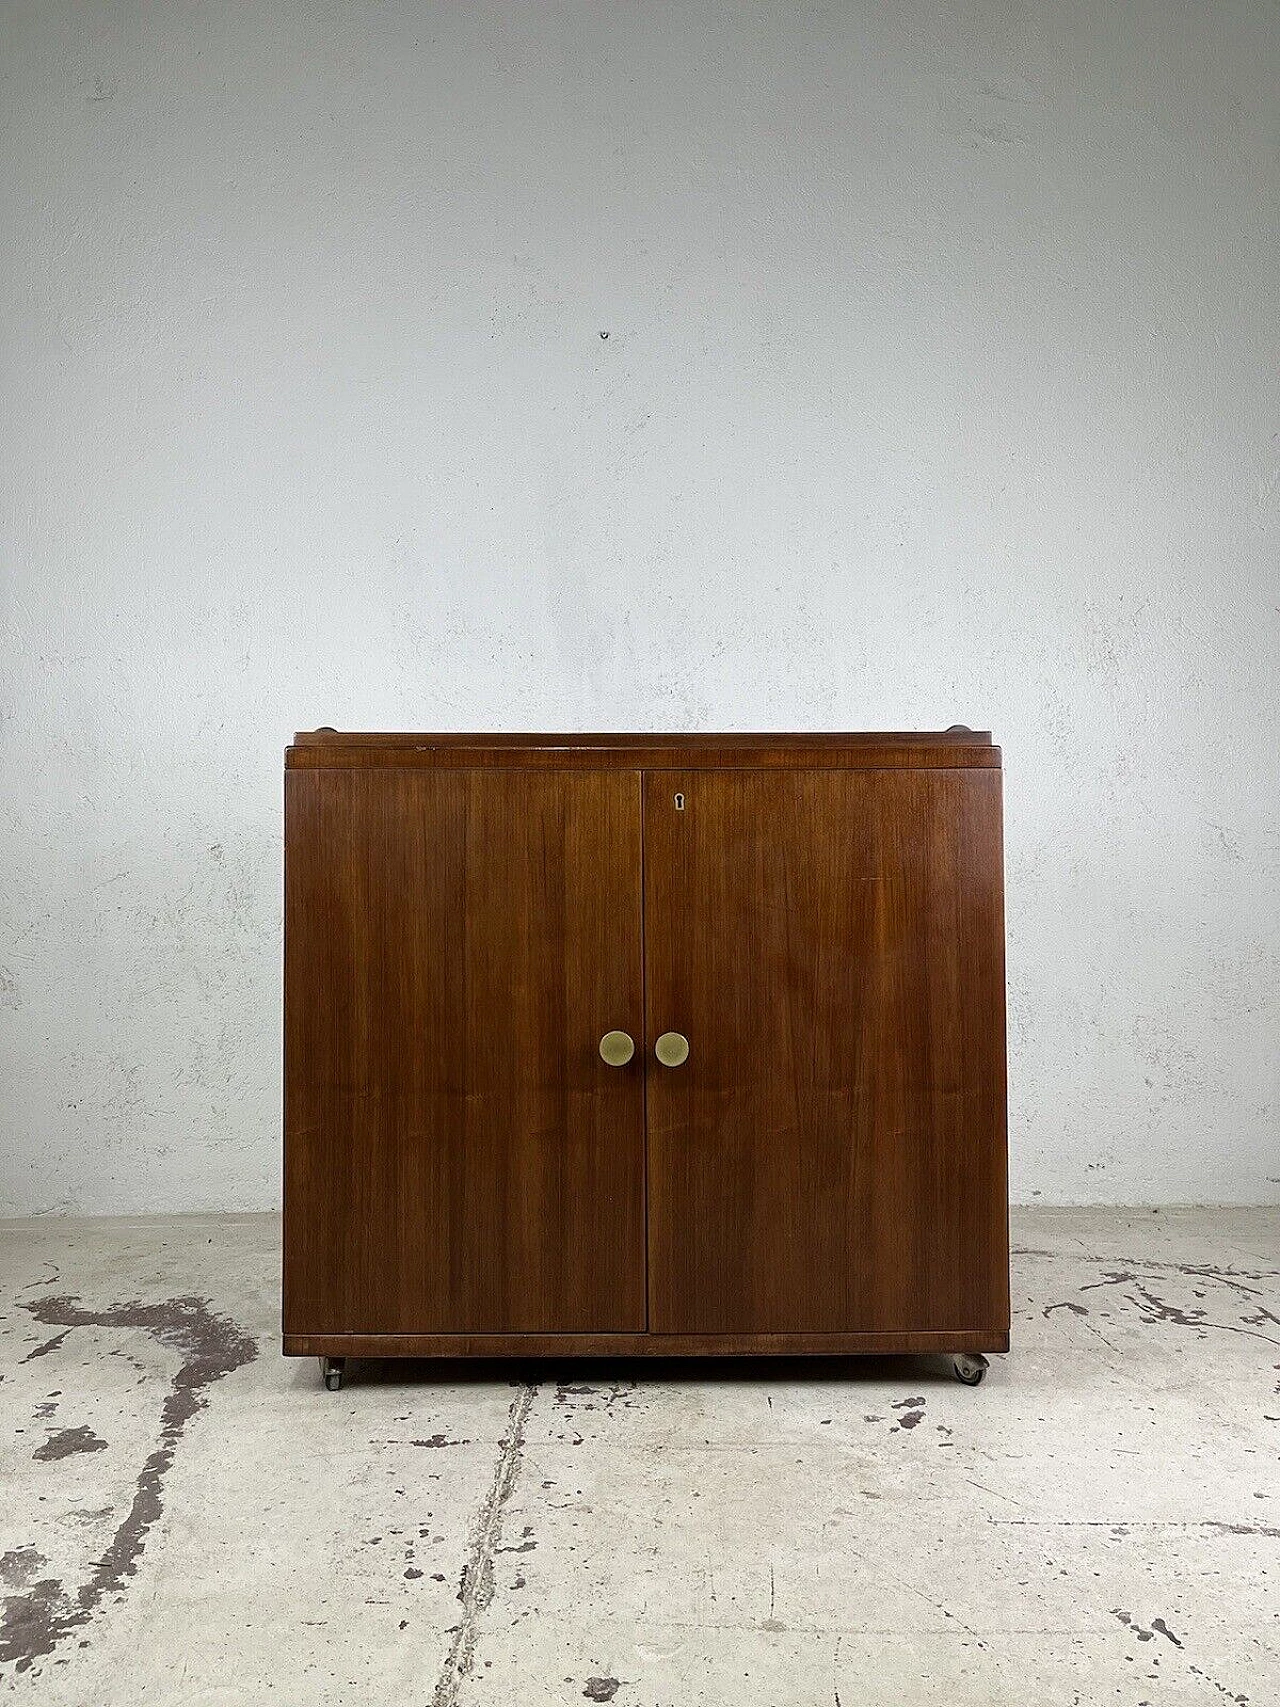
[431,1380,538,1706]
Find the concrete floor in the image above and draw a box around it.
[0,1210,1276,1705]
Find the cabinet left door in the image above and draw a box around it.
[284,766,646,1335]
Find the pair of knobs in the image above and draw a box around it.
[599,1031,688,1068]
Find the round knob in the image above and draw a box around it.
[598,1030,635,1067]
[655,1031,690,1068]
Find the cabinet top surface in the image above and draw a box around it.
[287,731,999,770]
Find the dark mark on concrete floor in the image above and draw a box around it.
[583,1678,620,1701]
[1113,1607,1182,1647]
[33,1426,108,1463]
[891,1396,925,1431]
[430,1381,537,1707]
[1013,1249,1279,1285]
[411,1434,472,1449]
[0,1581,68,1672]
[1071,1270,1280,1349]
[20,1330,70,1364]
[1044,1301,1089,1317]
[0,1550,46,1590]
[555,1379,636,1413]
[0,1294,257,1676]
[1007,1519,1280,1539]
[1187,1660,1250,1702]
[1111,1609,1147,1638]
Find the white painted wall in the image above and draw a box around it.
[2,0,1277,1214]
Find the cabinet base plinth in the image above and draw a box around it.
[285,1329,1009,1359]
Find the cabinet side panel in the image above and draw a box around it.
[960,768,1009,1329]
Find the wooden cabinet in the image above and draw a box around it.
[283,732,1008,1387]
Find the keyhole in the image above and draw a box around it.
[674,792,685,810]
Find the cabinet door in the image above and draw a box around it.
[644,769,1007,1335]
[284,768,646,1334]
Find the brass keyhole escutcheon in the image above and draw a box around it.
[674,792,685,810]
[599,1030,635,1067]
[655,1031,690,1068]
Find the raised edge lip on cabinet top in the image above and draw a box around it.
[286,731,1000,769]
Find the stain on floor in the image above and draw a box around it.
[1,1291,256,1674]
[0,1208,1276,1704]
[31,1425,109,1463]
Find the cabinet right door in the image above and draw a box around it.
[644,767,1008,1335]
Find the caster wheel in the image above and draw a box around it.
[953,1352,988,1386]
[320,1356,345,1392]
